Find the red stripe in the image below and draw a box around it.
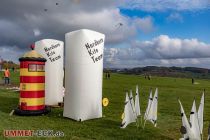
[20,61,45,68]
[20,91,45,98]
[20,76,45,83]
[24,105,45,110]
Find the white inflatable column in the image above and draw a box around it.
[35,39,64,105]
[64,29,105,121]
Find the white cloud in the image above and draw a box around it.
[33,28,41,37]
[0,0,124,47]
[159,58,210,68]
[134,16,154,33]
[137,35,210,59]
[22,8,154,45]
[167,13,183,22]
[120,0,210,11]
[0,0,156,65]
[0,0,209,69]
[104,35,210,68]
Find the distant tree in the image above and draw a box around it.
[1,60,19,70]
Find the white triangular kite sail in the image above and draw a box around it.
[135,85,141,117]
[146,88,158,127]
[144,89,153,120]
[178,100,194,140]
[190,99,201,140]
[198,92,204,135]
[129,90,135,113]
[121,92,136,128]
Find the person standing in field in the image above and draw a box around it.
[4,68,10,85]
[108,72,110,79]
[192,78,194,84]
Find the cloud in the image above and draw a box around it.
[0,46,23,62]
[135,35,210,59]
[33,28,41,37]
[1,0,209,69]
[0,19,34,47]
[104,35,210,68]
[158,58,210,68]
[0,0,121,48]
[120,0,210,11]
[134,16,154,33]
[52,9,138,44]
[0,0,156,63]
[0,1,155,48]
[167,13,183,22]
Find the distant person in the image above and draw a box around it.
[4,68,10,85]
[192,78,194,84]
[108,72,110,79]
[148,75,151,80]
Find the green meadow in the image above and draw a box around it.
[0,72,210,140]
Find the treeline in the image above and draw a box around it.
[0,60,19,70]
[107,66,210,79]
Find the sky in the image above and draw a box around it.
[0,0,210,68]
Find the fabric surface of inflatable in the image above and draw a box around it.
[64,29,105,121]
[35,39,64,105]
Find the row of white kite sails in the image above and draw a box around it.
[178,92,205,140]
[120,85,158,129]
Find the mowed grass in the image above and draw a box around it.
[0,72,210,140]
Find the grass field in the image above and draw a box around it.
[0,72,210,140]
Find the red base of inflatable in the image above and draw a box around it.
[14,106,51,116]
